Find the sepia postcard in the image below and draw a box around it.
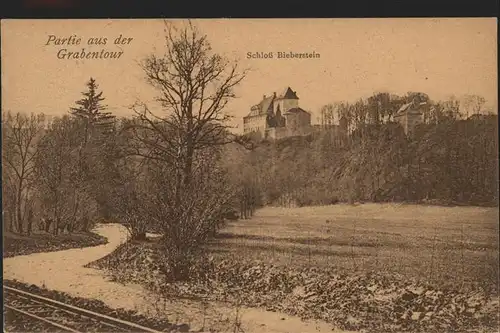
[2,18,498,333]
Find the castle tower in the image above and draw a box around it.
[278,87,299,112]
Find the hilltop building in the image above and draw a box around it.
[243,87,312,140]
[394,98,426,136]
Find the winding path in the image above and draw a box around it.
[4,224,349,333]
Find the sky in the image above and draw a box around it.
[1,18,497,132]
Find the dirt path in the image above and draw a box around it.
[3,224,350,333]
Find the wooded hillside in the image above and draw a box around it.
[230,95,498,209]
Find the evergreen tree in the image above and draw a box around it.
[70,77,115,142]
[69,78,116,219]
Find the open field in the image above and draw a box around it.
[210,203,499,292]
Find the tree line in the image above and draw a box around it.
[317,91,488,131]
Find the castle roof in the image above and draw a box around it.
[394,101,426,117]
[276,87,299,100]
[284,107,310,115]
[245,86,300,118]
[245,95,275,118]
[260,96,275,114]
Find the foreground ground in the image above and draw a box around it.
[89,203,499,333]
[3,224,348,333]
[3,230,108,258]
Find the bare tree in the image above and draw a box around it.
[34,115,96,234]
[462,94,486,118]
[336,102,353,136]
[320,104,336,128]
[125,20,247,281]
[443,96,462,121]
[130,21,247,180]
[2,166,18,232]
[351,99,369,141]
[109,147,153,240]
[367,92,391,124]
[2,111,45,233]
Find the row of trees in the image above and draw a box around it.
[318,91,489,134]
[2,78,114,235]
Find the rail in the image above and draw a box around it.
[4,286,163,333]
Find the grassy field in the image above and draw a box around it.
[209,203,499,292]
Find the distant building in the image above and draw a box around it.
[394,98,426,136]
[243,87,312,140]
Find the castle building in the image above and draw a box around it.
[243,87,312,140]
[393,98,426,136]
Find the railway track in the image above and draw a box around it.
[3,286,163,333]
